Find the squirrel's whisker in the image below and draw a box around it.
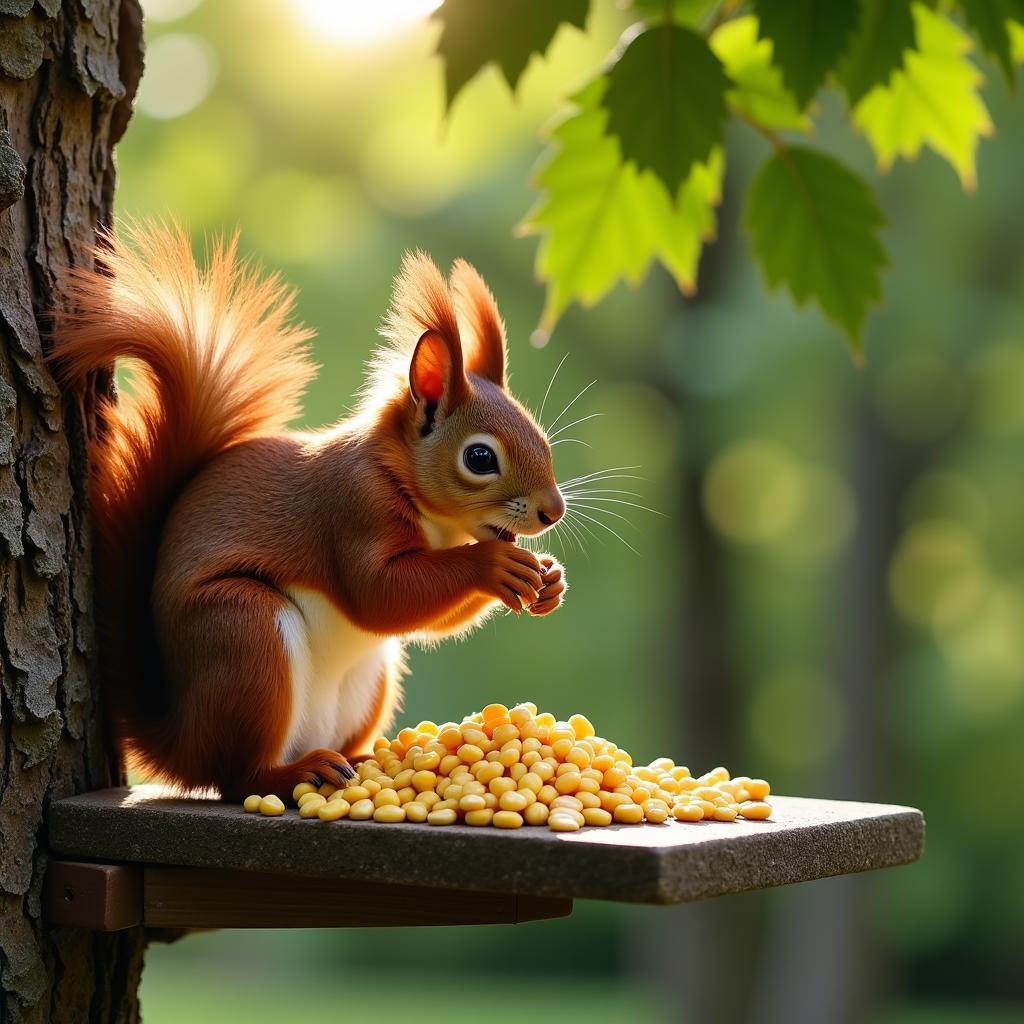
[563,508,602,547]
[547,412,604,441]
[550,438,591,448]
[546,379,597,435]
[559,465,642,488]
[566,495,663,516]
[564,500,635,529]
[565,507,640,554]
[538,352,569,428]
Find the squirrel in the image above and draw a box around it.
[53,224,567,801]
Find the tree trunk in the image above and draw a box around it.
[0,2,144,1021]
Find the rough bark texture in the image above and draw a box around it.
[0,2,144,1021]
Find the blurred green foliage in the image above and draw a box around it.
[125,0,1023,1021]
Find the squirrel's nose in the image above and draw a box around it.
[537,492,565,528]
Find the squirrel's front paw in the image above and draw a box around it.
[528,556,566,617]
[473,540,543,613]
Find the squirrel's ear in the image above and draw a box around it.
[409,329,469,431]
[451,259,506,388]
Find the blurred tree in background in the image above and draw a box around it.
[123,2,1024,1023]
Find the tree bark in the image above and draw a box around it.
[0,2,144,1022]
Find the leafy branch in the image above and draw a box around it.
[432,0,1018,355]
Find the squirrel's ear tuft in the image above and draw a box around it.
[451,259,506,388]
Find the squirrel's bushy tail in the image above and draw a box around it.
[53,222,316,755]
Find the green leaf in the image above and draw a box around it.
[746,147,886,348]
[853,5,994,190]
[602,24,728,194]
[520,77,725,332]
[628,0,718,25]
[840,0,917,105]
[710,15,811,131]
[755,0,861,107]
[433,0,588,110]
[959,0,1024,82]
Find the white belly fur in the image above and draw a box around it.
[276,586,399,763]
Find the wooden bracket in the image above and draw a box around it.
[44,861,143,931]
[44,861,572,931]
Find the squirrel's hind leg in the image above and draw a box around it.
[154,575,357,801]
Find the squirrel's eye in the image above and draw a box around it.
[464,444,498,475]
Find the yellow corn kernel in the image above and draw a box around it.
[694,786,722,802]
[635,766,658,783]
[442,784,463,802]
[523,802,549,826]
[649,757,674,772]
[476,762,504,784]
[458,743,484,764]
[362,779,382,796]
[509,706,532,727]
[519,772,543,794]
[402,802,428,823]
[591,754,615,774]
[550,795,584,812]
[491,724,520,747]
[547,811,581,832]
[677,777,700,792]
[243,794,262,813]
[348,798,374,820]
[613,803,644,824]
[643,802,669,824]
[411,770,437,793]
[373,804,406,823]
[499,790,528,813]
[493,810,524,829]
[577,778,601,796]
[671,766,692,780]
[292,782,317,802]
[507,763,526,783]
[432,798,458,812]
[428,807,457,825]
[746,779,771,800]
[568,713,595,739]
[413,751,440,772]
[674,803,704,822]
[577,791,601,809]
[318,799,351,821]
[518,720,540,740]
[555,773,582,795]
[485,776,514,797]
[438,726,462,749]
[373,735,389,751]
[532,762,555,783]
[374,789,401,808]
[582,807,613,827]
[600,791,630,812]
[258,795,285,816]
[602,768,628,789]
[516,787,537,807]
[712,805,739,822]
[459,794,487,812]
[465,808,494,827]
[297,790,324,806]
[461,780,486,797]
[535,784,557,805]
[483,793,498,809]
[299,795,327,818]
[739,801,772,820]
[438,754,462,777]
[397,787,417,804]
[416,791,441,809]
[566,745,592,769]
[535,712,556,728]
[388,768,412,789]
[342,785,370,803]
[551,738,574,760]
[499,745,522,769]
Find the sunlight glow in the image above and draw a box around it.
[294,0,443,45]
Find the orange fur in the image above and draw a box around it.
[53,225,566,800]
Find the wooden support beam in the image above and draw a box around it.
[43,861,571,930]
[144,867,572,929]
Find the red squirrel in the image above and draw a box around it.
[53,224,567,800]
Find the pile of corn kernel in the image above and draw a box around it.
[242,703,772,831]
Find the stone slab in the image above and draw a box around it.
[49,786,924,905]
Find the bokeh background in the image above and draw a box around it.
[123,1,1024,1022]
